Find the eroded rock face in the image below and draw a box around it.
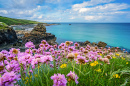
[22,23,57,45]
[97,41,107,47]
[0,27,17,45]
[31,23,46,33]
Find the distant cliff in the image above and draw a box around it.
[0,16,43,26]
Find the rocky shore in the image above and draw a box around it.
[76,41,125,52]
[0,23,58,51]
[0,23,129,54]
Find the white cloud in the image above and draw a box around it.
[78,3,129,13]
[38,15,43,19]
[85,16,102,20]
[72,0,114,10]
[70,0,130,21]
[69,17,75,19]
[0,10,8,14]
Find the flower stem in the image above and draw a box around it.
[3,60,9,72]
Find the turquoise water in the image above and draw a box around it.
[46,23,130,50]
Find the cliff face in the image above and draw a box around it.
[0,27,17,45]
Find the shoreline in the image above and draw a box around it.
[0,23,129,54]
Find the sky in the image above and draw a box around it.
[0,0,130,23]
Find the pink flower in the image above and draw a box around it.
[67,71,78,84]
[41,40,47,45]
[9,48,20,55]
[74,43,79,47]
[49,48,54,52]
[25,41,35,48]
[51,73,67,86]
[0,71,21,86]
[41,55,53,64]
[76,55,89,64]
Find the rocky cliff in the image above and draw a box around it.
[0,26,17,45]
[22,23,57,45]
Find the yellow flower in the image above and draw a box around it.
[60,64,67,68]
[25,77,29,80]
[126,62,128,64]
[34,74,38,77]
[113,57,116,59]
[74,53,78,57]
[90,63,96,66]
[95,69,101,72]
[100,54,102,56]
[113,74,120,78]
[121,57,125,60]
[25,80,28,84]
[116,53,120,56]
[94,61,98,65]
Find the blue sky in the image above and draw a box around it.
[0,0,130,23]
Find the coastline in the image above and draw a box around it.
[0,23,129,54]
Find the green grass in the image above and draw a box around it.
[0,22,9,30]
[0,16,43,26]
[17,54,130,86]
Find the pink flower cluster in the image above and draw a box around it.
[0,71,20,86]
[0,40,124,86]
[51,74,67,86]
[51,71,78,86]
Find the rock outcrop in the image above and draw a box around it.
[0,27,17,45]
[84,40,90,45]
[22,23,57,45]
[97,41,107,47]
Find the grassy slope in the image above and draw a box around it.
[0,22,8,30]
[0,16,42,26]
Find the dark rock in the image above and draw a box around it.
[111,47,122,52]
[84,40,90,45]
[22,23,57,45]
[92,42,97,46]
[0,27,17,45]
[87,43,92,47]
[77,42,86,46]
[31,23,46,33]
[13,41,22,46]
[97,41,107,47]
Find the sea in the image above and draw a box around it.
[46,23,130,52]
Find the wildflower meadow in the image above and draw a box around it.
[0,40,130,86]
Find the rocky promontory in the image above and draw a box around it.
[0,23,57,51]
[22,23,57,45]
[0,25,17,46]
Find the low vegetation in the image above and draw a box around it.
[0,41,130,86]
[0,22,8,30]
[0,16,42,26]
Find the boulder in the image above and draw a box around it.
[97,41,107,47]
[87,43,92,47]
[84,40,90,45]
[77,42,86,46]
[92,42,97,46]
